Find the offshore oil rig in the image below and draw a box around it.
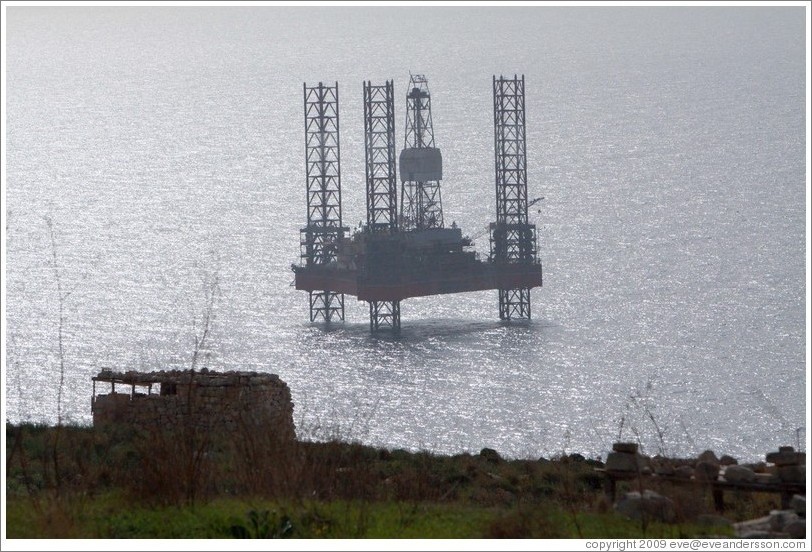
[292,74,542,333]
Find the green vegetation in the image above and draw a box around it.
[6,423,771,539]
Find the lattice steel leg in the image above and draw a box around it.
[498,288,531,320]
[310,291,345,322]
[369,300,401,333]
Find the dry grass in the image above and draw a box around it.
[5,422,773,538]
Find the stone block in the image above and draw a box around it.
[785,520,806,539]
[723,464,756,484]
[613,442,638,454]
[767,449,802,466]
[674,465,694,479]
[777,465,805,484]
[605,451,643,473]
[768,510,799,533]
[653,459,675,476]
[614,490,676,523]
[733,515,771,536]
[790,494,805,517]
[744,461,767,473]
[694,461,720,482]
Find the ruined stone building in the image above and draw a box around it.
[91,368,295,439]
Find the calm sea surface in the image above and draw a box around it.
[4,7,807,461]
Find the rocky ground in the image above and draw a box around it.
[604,442,807,539]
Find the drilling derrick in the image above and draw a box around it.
[400,75,444,231]
[363,80,401,332]
[300,82,347,322]
[490,75,540,320]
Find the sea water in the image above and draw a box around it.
[4,6,807,461]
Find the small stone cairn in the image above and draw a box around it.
[607,442,676,523]
[767,446,806,485]
[606,442,650,475]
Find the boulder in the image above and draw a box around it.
[754,472,778,485]
[785,520,806,539]
[567,453,586,463]
[614,490,676,523]
[674,465,694,480]
[733,516,771,537]
[768,510,799,533]
[790,494,805,517]
[719,454,738,466]
[744,461,767,473]
[696,514,732,527]
[653,458,675,476]
[697,450,719,465]
[723,464,756,484]
[479,448,501,464]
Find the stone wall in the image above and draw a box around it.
[92,369,295,440]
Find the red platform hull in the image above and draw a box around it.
[294,263,542,302]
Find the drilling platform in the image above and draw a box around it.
[292,75,542,333]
